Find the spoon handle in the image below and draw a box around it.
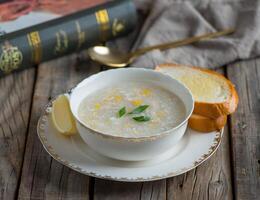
[131,28,235,57]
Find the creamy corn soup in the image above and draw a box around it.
[78,82,186,137]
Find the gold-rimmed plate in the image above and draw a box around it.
[37,100,223,182]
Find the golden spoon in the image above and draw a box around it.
[88,29,234,68]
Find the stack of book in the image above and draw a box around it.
[0,0,137,76]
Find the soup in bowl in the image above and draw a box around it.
[69,68,194,161]
[78,82,186,137]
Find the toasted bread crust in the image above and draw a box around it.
[155,63,239,118]
[188,114,227,133]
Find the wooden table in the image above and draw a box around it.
[0,53,259,200]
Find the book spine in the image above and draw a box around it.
[0,0,137,76]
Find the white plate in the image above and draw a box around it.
[37,101,223,182]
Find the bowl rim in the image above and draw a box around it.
[70,68,194,142]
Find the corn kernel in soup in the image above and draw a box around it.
[78,82,186,137]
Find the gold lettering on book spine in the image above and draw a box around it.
[75,21,85,49]
[95,9,110,40]
[27,31,42,64]
[54,30,68,55]
[112,19,125,36]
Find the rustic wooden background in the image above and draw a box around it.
[0,51,259,200]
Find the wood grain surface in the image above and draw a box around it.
[227,59,260,200]
[0,69,35,200]
[94,180,166,200]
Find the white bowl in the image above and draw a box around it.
[69,68,194,161]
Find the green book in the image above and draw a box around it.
[0,0,137,76]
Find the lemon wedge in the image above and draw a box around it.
[51,95,77,136]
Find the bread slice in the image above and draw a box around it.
[155,63,239,118]
[188,114,227,132]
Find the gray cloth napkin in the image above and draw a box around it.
[115,0,260,69]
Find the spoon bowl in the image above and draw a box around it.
[88,46,132,67]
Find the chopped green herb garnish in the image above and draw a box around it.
[132,116,151,122]
[118,107,126,118]
[128,105,149,115]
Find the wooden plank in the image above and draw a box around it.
[17,54,100,199]
[0,69,36,200]
[227,59,260,200]
[166,68,233,200]
[93,179,166,200]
